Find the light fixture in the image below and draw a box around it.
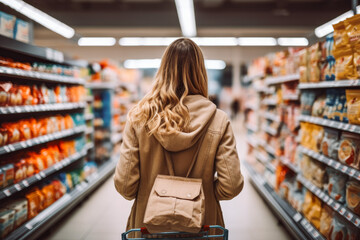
[238,37,277,46]
[123,59,226,70]
[314,10,355,38]
[119,37,179,46]
[175,0,197,37]
[277,37,309,46]
[78,37,116,46]
[0,0,75,39]
[191,37,238,46]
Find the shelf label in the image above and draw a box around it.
[341,166,348,173]
[346,212,353,221]
[35,174,42,180]
[349,169,356,176]
[3,189,11,196]
[40,172,46,178]
[293,213,302,222]
[328,198,334,205]
[8,144,15,151]
[23,180,29,187]
[14,184,21,191]
[25,223,33,230]
[339,208,346,215]
[315,189,321,196]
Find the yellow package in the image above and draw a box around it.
[346,89,360,124]
[346,14,360,47]
[333,21,349,50]
[333,47,356,80]
[353,43,360,77]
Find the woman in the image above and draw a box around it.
[114,38,244,233]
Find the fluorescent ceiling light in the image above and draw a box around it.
[191,37,238,46]
[119,37,179,46]
[238,37,277,46]
[0,0,75,39]
[277,37,309,46]
[315,10,354,38]
[78,37,116,46]
[175,0,197,37]
[123,59,225,70]
[205,60,226,70]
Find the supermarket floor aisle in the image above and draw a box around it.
[45,123,292,240]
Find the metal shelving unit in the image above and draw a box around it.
[0,102,86,115]
[299,115,360,134]
[265,74,300,85]
[297,175,360,228]
[0,125,86,156]
[4,155,118,240]
[299,79,360,89]
[244,161,325,240]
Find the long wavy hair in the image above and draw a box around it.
[129,38,208,135]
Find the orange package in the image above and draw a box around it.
[333,47,357,80]
[25,156,35,178]
[25,192,39,219]
[41,184,55,208]
[64,115,74,129]
[33,188,45,212]
[31,85,40,105]
[0,82,12,106]
[8,84,22,106]
[56,115,66,131]
[40,148,54,168]
[28,153,46,173]
[14,158,26,183]
[38,118,49,136]
[2,122,20,143]
[52,180,66,200]
[346,14,360,47]
[18,120,32,141]
[28,118,40,138]
[333,21,349,50]
[0,128,8,146]
[18,85,33,105]
[54,86,61,103]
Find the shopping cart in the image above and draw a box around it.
[121,225,228,240]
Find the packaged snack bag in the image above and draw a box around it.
[0,128,8,146]
[25,156,35,177]
[2,122,20,143]
[14,159,25,183]
[345,89,360,125]
[333,89,347,122]
[333,21,349,50]
[346,180,360,215]
[41,184,55,208]
[329,214,348,240]
[18,119,32,141]
[8,84,22,106]
[353,43,360,78]
[18,85,32,105]
[64,115,74,129]
[321,128,340,160]
[40,148,54,168]
[326,167,348,202]
[5,199,28,228]
[25,192,39,219]
[31,85,40,105]
[309,43,322,82]
[338,132,360,169]
[300,91,316,116]
[28,153,45,173]
[1,164,14,187]
[28,118,39,138]
[38,118,49,136]
[40,84,49,104]
[311,95,326,117]
[323,89,337,119]
[0,208,15,238]
[0,82,12,106]
[333,47,356,80]
[346,14,360,47]
[319,205,333,237]
[33,188,45,212]
[310,160,326,189]
[52,179,66,200]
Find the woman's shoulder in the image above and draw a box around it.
[208,109,230,133]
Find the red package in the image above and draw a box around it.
[28,118,40,138]
[18,120,32,141]
[0,128,8,146]
[0,82,12,106]
[8,84,22,106]
[1,122,20,143]
[18,85,33,105]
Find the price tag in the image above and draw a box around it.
[315,189,321,195]
[350,125,356,132]
[15,106,21,113]
[8,107,15,113]
[26,140,32,146]
[328,198,334,205]
[355,218,360,227]
[54,164,60,170]
[35,174,42,180]
[349,169,356,176]
[320,192,325,198]
[20,142,27,148]
[3,145,10,152]
[346,212,353,221]
[339,208,346,215]
[328,159,334,165]
[338,123,344,129]
[22,180,29,187]
[0,108,6,114]
[341,166,348,173]
[40,172,46,178]
[324,195,329,202]
[3,189,11,196]
[310,185,316,191]
[8,144,15,151]
[344,124,350,130]
[14,184,21,191]
[319,155,325,161]
[293,213,302,222]
[313,232,319,238]
[335,162,341,169]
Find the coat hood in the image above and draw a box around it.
[152,95,216,152]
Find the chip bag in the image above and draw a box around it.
[345,89,360,125]
[333,21,349,50]
[346,14,360,47]
[333,47,356,80]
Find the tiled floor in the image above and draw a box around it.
[44,125,292,240]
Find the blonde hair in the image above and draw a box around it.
[129,38,208,135]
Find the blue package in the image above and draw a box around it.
[0,11,15,38]
[14,18,30,43]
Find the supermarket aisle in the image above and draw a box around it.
[45,125,291,240]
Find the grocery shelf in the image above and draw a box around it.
[0,66,85,85]
[85,113,94,121]
[0,147,89,201]
[257,139,276,156]
[264,112,280,122]
[4,155,118,240]
[243,74,263,84]
[255,152,276,172]
[111,133,123,144]
[299,115,360,134]
[0,102,86,115]
[243,161,325,240]
[85,127,94,135]
[265,74,299,85]
[297,175,360,228]
[263,125,277,136]
[299,79,360,89]
[0,125,86,156]
[279,156,300,173]
[297,146,360,181]
[283,94,300,101]
[262,98,277,106]
[246,124,258,132]
[86,82,117,90]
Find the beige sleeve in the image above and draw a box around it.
[214,119,244,200]
[114,121,140,200]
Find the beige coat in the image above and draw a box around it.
[114,95,244,231]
